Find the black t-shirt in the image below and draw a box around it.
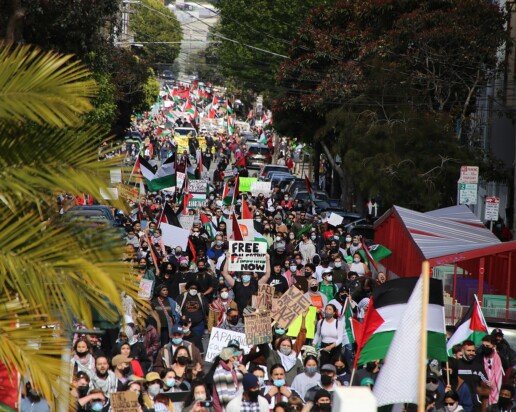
[179,293,206,326]
[232,279,258,313]
[268,274,289,294]
[170,271,196,299]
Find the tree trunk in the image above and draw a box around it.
[313,141,321,190]
[5,0,25,43]
[321,141,348,207]
[513,129,516,237]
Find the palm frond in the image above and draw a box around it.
[0,44,97,127]
[0,299,67,402]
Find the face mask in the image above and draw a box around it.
[481,346,494,356]
[258,377,265,387]
[304,271,312,278]
[498,397,512,408]
[334,262,342,268]
[171,337,183,345]
[216,240,224,246]
[290,265,297,272]
[242,275,251,283]
[77,385,89,398]
[336,367,346,375]
[220,292,229,299]
[324,312,333,319]
[426,382,438,392]
[76,350,89,358]
[325,275,333,282]
[148,383,161,397]
[275,328,285,335]
[310,235,317,241]
[177,356,189,365]
[279,347,292,356]
[289,234,295,239]
[354,258,360,263]
[345,237,352,242]
[175,250,181,256]
[122,366,131,375]
[276,236,282,242]
[165,378,175,387]
[310,285,318,292]
[445,403,458,412]
[228,316,239,325]
[194,393,207,401]
[273,379,285,388]
[247,389,260,401]
[189,289,198,296]
[321,374,333,386]
[91,402,104,412]
[183,328,190,334]
[305,366,318,376]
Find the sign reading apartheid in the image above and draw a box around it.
[271,285,311,329]
[244,311,272,345]
[111,391,140,412]
[205,327,251,363]
[256,284,275,310]
[228,241,267,273]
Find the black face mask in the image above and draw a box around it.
[177,356,190,366]
[310,286,318,292]
[77,385,89,398]
[76,350,89,358]
[122,366,131,375]
[305,271,312,278]
[317,405,331,412]
[247,389,260,402]
[482,346,494,357]
[336,367,346,375]
[366,362,377,372]
[498,397,512,408]
[228,316,239,325]
[321,374,333,386]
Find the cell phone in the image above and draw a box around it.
[199,401,213,407]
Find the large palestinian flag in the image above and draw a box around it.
[139,154,177,191]
[446,298,488,354]
[355,277,447,366]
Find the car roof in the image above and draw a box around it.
[248,143,269,149]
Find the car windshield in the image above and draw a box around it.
[249,146,269,155]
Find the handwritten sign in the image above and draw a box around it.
[244,311,272,345]
[228,241,267,273]
[271,286,311,329]
[239,177,258,192]
[189,179,208,195]
[205,327,251,363]
[287,306,317,340]
[110,168,122,184]
[138,279,154,300]
[111,391,139,412]
[250,181,272,197]
[257,285,275,310]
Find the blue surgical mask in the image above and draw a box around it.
[275,328,285,335]
[165,378,175,387]
[91,402,104,412]
[258,377,265,387]
[242,275,251,283]
[273,379,285,387]
[172,337,183,345]
[305,366,318,376]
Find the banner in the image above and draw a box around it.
[271,286,311,329]
[176,172,186,192]
[250,181,272,197]
[228,241,267,273]
[327,212,344,227]
[239,177,258,192]
[244,311,272,345]
[205,327,251,363]
[111,392,140,412]
[256,284,275,310]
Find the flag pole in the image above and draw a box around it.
[418,261,430,412]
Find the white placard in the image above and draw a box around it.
[327,212,344,227]
[484,196,500,221]
[161,223,190,250]
[189,179,207,195]
[228,241,267,273]
[176,172,186,191]
[110,168,122,184]
[138,279,154,300]
[250,181,272,197]
[99,187,119,200]
[458,183,477,205]
[205,327,251,363]
[179,214,195,231]
[459,166,479,184]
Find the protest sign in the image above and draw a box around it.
[327,212,344,227]
[287,306,317,340]
[110,168,122,184]
[138,278,154,300]
[205,327,251,363]
[175,136,189,153]
[271,286,311,329]
[117,184,139,202]
[228,241,267,273]
[176,172,186,191]
[161,223,189,250]
[244,311,272,345]
[239,177,258,192]
[257,284,275,310]
[179,215,195,231]
[237,219,255,241]
[250,181,272,197]
[111,391,139,412]
[189,180,208,195]
[99,187,119,200]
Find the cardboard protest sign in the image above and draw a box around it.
[111,391,139,412]
[256,284,275,310]
[205,327,251,363]
[99,187,119,200]
[250,181,272,197]
[228,241,267,273]
[287,305,317,340]
[110,168,122,184]
[327,212,344,227]
[244,311,272,345]
[271,286,311,329]
[239,177,258,192]
[138,278,154,300]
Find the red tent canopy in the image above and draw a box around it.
[374,205,516,301]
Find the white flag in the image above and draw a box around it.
[373,276,424,407]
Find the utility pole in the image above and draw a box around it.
[117,0,140,47]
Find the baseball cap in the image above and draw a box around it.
[491,328,504,336]
[145,372,162,383]
[227,339,241,351]
[170,324,184,335]
[242,373,259,391]
[320,364,336,373]
[360,377,375,386]
[220,347,234,361]
[112,354,132,367]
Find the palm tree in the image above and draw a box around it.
[0,44,139,408]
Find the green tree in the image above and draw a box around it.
[131,0,182,67]
[0,44,138,405]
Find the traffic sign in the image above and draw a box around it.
[458,183,477,205]
[459,166,479,184]
[484,196,500,221]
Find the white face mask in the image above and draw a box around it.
[445,402,458,412]
[334,262,342,268]
[310,235,317,240]
[194,393,207,401]
[290,265,297,272]
[148,383,160,397]
[189,289,198,296]
[220,291,229,299]
[354,258,360,263]
[276,236,282,242]
[325,275,333,282]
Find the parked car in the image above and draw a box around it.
[265,171,293,181]
[292,189,329,202]
[271,174,296,188]
[259,164,290,178]
[285,178,306,195]
[246,144,272,169]
[161,70,174,80]
[63,205,118,228]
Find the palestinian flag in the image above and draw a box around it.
[187,164,197,179]
[446,298,488,354]
[342,298,355,345]
[241,199,253,219]
[146,154,177,191]
[304,174,314,201]
[222,177,239,206]
[226,101,233,114]
[200,213,216,239]
[159,202,181,228]
[227,116,235,135]
[232,212,243,241]
[355,277,447,366]
[138,155,156,182]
